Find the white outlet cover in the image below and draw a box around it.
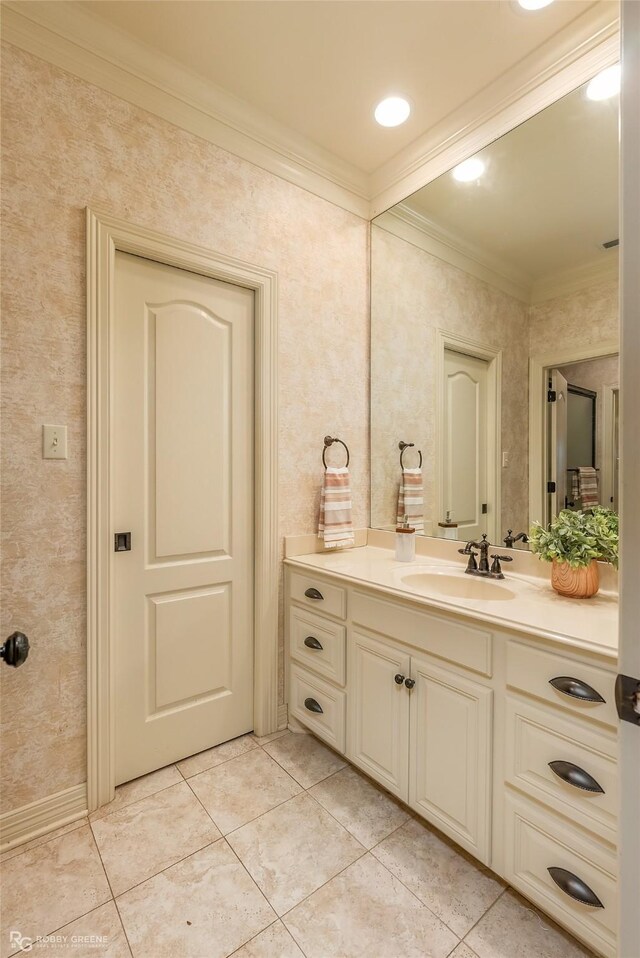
[42,424,68,460]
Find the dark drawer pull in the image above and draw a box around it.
[304,697,323,714]
[547,867,604,908]
[304,636,323,650]
[549,676,605,704]
[304,587,324,601]
[548,761,604,794]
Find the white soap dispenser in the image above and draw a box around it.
[395,514,416,562]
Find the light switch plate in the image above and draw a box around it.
[42,424,68,460]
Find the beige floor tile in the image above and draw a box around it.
[188,748,302,834]
[283,853,459,958]
[251,730,290,746]
[91,781,220,895]
[0,816,88,863]
[90,765,183,822]
[0,825,111,957]
[263,732,346,788]
[465,889,596,958]
[372,818,504,937]
[227,792,364,915]
[22,902,132,957]
[450,944,480,958]
[231,920,304,957]
[309,765,409,848]
[177,733,258,778]
[117,840,275,958]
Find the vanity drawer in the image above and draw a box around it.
[506,641,617,729]
[289,572,346,620]
[351,590,492,676]
[289,607,346,686]
[504,793,617,958]
[505,697,617,845]
[289,664,346,753]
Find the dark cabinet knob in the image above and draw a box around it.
[547,867,604,908]
[404,678,416,689]
[548,761,604,794]
[394,673,405,684]
[304,697,323,714]
[304,587,324,601]
[549,676,605,704]
[1,632,30,668]
[304,636,323,651]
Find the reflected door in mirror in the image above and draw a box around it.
[443,349,489,541]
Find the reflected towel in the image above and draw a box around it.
[318,467,354,549]
[578,466,599,507]
[397,467,424,534]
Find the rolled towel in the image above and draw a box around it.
[318,466,354,549]
[397,467,424,534]
[578,466,599,508]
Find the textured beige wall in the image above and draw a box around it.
[528,279,619,355]
[370,225,530,540]
[0,44,369,813]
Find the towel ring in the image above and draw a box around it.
[399,441,423,469]
[323,435,350,469]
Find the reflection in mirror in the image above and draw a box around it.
[370,72,619,548]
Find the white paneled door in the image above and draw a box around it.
[112,252,254,785]
[443,349,489,541]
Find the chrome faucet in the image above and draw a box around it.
[459,533,513,579]
[503,529,529,549]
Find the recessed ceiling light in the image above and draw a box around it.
[452,157,485,183]
[586,64,621,101]
[374,96,411,128]
[517,0,554,9]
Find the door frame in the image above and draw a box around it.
[435,330,502,545]
[600,382,619,511]
[528,341,618,527]
[86,208,279,811]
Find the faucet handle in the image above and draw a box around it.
[490,554,513,576]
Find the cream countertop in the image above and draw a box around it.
[284,544,618,661]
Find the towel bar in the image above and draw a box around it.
[323,435,350,469]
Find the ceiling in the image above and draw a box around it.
[398,78,619,284]
[2,0,619,218]
[76,0,602,173]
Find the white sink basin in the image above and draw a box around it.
[400,571,516,601]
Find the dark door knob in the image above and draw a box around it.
[304,636,323,650]
[1,632,30,668]
[404,678,416,689]
[394,673,405,684]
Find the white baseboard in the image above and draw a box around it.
[277,703,288,731]
[0,783,88,852]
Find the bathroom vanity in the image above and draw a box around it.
[285,538,618,958]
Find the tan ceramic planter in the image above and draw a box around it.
[551,559,600,599]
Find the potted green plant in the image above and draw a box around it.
[529,507,619,599]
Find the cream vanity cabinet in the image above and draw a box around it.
[286,569,494,864]
[285,560,619,958]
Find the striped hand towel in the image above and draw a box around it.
[318,466,354,549]
[397,467,424,534]
[578,466,599,508]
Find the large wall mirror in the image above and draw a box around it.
[371,73,619,548]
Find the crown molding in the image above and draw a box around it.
[1,1,370,218]
[376,206,532,303]
[377,206,619,306]
[1,1,620,223]
[529,253,619,303]
[370,2,620,217]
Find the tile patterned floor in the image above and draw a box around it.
[1,731,596,958]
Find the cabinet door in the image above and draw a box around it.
[347,630,410,800]
[409,655,493,863]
